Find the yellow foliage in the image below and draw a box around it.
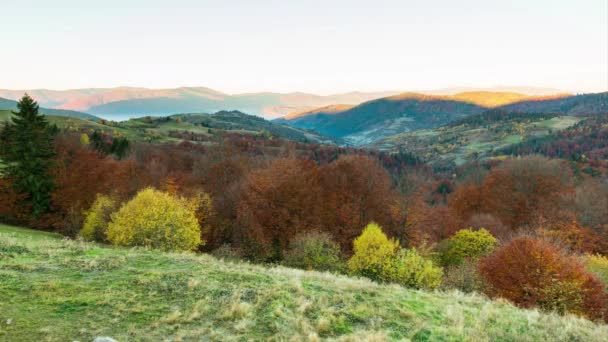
[106,188,202,251]
[80,133,90,145]
[80,194,117,242]
[348,222,399,281]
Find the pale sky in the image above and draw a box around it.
[1,0,606,94]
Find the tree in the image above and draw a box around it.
[107,188,202,251]
[110,136,130,160]
[348,222,400,281]
[0,94,56,217]
[90,130,107,154]
[80,194,117,242]
[283,231,344,272]
[80,133,90,146]
[479,237,607,321]
[439,228,497,266]
[382,248,443,290]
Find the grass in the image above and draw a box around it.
[1,224,607,341]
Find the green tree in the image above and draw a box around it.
[90,130,108,154]
[0,94,56,216]
[439,228,497,266]
[110,137,129,160]
[80,194,117,242]
[382,248,443,290]
[283,231,344,272]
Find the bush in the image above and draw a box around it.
[439,228,497,266]
[80,194,117,242]
[210,244,243,262]
[479,237,608,321]
[441,260,485,293]
[382,248,443,290]
[284,231,344,272]
[348,222,399,281]
[106,188,202,251]
[585,254,608,291]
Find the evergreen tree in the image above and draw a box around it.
[90,130,107,154]
[110,137,130,160]
[0,94,56,216]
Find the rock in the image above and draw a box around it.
[93,337,118,342]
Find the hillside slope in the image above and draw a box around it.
[1,224,607,341]
[372,111,582,169]
[279,93,486,145]
[498,92,608,115]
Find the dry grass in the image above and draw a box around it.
[1,224,607,341]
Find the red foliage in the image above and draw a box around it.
[236,155,405,259]
[406,197,461,246]
[49,136,146,235]
[479,237,608,322]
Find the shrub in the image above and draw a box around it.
[348,222,399,281]
[439,228,497,266]
[382,248,443,290]
[585,254,608,291]
[441,260,485,293]
[80,194,117,242]
[284,231,344,272]
[106,188,202,251]
[210,244,243,262]
[479,237,607,321]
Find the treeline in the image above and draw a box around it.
[3,95,608,323]
[448,110,559,127]
[499,114,608,161]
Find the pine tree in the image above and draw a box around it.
[0,94,56,217]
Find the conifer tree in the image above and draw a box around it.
[0,94,56,216]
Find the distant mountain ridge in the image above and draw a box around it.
[0,87,400,120]
[0,96,98,120]
[277,91,606,146]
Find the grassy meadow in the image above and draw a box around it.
[1,224,607,341]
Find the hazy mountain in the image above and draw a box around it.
[0,96,98,120]
[497,92,608,115]
[417,86,566,96]
[0,87,400,120]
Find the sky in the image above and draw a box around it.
[0,0,606,94]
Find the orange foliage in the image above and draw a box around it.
[50,136,145,235]
[236,155,405,260]
[406,197,461,246]
[479,237,607,322]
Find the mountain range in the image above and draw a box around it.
[0,96,97,120]
[0,87,400,120]
[0,86,565,121]
[277,91,607,145]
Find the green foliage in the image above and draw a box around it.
[110,136,130,159]
[2,224,608,341]
[440,228,497,266]
[382,248,443,290]
[106,188,202,251]
[348,222,399,281]
[91,130,105,153]
[283,231,344,272]
[0,94,56,217]
[80,194,117,242]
